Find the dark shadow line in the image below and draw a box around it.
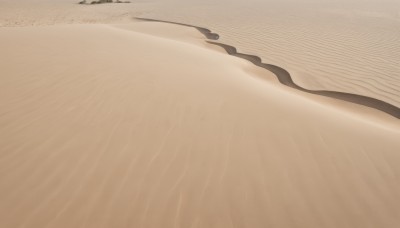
[135,17,400,119]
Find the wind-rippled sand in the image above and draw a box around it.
[1,1,400,228]
[2,0,399,106]
[139,0,400,107]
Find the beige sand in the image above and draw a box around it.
[136,0,400,108]
[2,0,400,107]
[1,1,400,228]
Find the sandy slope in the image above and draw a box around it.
[135,0,400,108]
[0,20,400,228]
[2,0,399,107]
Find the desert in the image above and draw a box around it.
[0,0,399,227]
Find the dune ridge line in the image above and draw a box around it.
[135,17,400,119]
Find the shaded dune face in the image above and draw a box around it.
[0,23,400,228]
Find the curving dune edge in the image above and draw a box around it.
[135,17,400,119]
[0,9,400,228]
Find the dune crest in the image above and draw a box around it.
[1,1,400,228]
[0,21,400,228]
[135,17,400,119]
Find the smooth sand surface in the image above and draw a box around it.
[1,1,400,228]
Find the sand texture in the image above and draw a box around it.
[1,0,399,107]
[135,17,400,118]
[1,1,400,228]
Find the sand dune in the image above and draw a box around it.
[1,20,400,228]
[137,0,400,108]
[1,1,400,228]
[1,0,399,107]
[134,17,400,118]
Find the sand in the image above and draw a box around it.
[137,0,400,108]
[1,1,400,228]
[2,0,400,107]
